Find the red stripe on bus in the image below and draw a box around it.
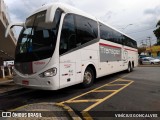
[124,48,138,52]
[99,43,121,49]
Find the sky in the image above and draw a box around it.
[4,0,160,46]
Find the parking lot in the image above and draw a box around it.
[0,66,160,119]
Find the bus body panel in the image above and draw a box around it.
[59,50,81,89]
[98,39,124,76]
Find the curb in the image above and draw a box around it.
[138,65,160,67]
[55,103,82,120]
[5,102,82,120]
[0,80,13,85]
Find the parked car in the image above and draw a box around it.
[138,55,150,65]
[155,56,160,60]
[141,57,160,65]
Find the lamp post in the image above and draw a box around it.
[121,24,133,32]
[147,37,152,56]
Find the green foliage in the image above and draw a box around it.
[157,40,160,45]
[154,20,160,45]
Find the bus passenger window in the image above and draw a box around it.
[75,15,98,45]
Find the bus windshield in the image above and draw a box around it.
[15,9,62,62]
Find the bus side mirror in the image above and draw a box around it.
[5,22,25,38]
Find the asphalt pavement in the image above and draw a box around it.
[0,67,160,120]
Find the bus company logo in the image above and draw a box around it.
[34,62,45,65]
[2,112,11,117]
[64,64,71,68]
[100,46,121,56]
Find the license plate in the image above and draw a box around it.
[22,80,29,85]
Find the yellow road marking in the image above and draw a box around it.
[82,111,94,120]
[83,80,134,111]
[108,79,132,83]
[104,84,128,86]
[55,103,82,120]
[118,79,133,82]
[59,77,134,120]
[65,99,101,103]
[60,79,121,104]
[93,90,117,92]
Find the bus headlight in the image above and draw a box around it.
[39,68,57,77]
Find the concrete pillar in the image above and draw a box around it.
[0,66,5,78]
[8,66,11,76]
[0,57,5,78]
[11,66,14,75]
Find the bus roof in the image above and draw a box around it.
[29,2,97,21]
[28,2,136,42]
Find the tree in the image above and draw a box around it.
[138,47,146,55]
[153,20,160,45]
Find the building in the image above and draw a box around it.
[0,0,16,65]
[146,45,160,57]
[0,0,16,78]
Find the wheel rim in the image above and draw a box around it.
[84,71,92,84]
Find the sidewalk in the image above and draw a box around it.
[1,102,81,120]
[0,76,13,84]
[0,76,21,94]
[138,64,160,67]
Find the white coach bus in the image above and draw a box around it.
[6,3,138,90]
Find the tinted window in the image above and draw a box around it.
[60,14,98,55]
[100,23,113,41]
[112,31,123,44]
[100,23,123,44]
[60,14,76,55]
[100,22,137,48]
[75,15,98,45]
[132,40,137,48]
[123,36,137,48]
[15,9,63,62]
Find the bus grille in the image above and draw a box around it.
[15,62,33,75]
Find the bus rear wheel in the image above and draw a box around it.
[82,67,94,88]
[127,63,132,73]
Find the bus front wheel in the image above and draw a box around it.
[82,67,94,88]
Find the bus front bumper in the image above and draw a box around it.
[13,76,59,90]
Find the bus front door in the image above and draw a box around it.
[59,50,82,89]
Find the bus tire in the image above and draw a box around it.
[127,62,132,73]
[82,67,94,88]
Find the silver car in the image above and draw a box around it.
[142,57,160,65]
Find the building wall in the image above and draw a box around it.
[0,0,10,26]
[146,46,160,57]
[0,0,15,37]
